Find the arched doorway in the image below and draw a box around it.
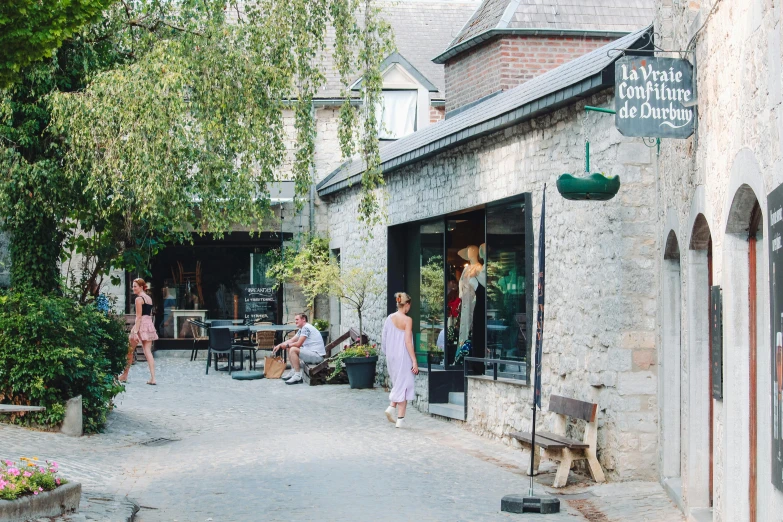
[663,229,683,481]
[687,212,713,510]
[723,184,764,522]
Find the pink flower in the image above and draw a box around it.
[38,487,43,491]
[23,471,31,477]
[33,490,38,495]
[7,467,19,476]
[55,478,60,485]
[4,460,11,466]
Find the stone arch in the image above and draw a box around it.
[721,147,770,522]
[686,190,714,511]
[662,222,683,482]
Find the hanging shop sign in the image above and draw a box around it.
[768,183,783,492]
[710,285,722,401]
[614,56,695,139]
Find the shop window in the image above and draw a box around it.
[418,219,445,367]
[386,196,530,379]
[377,90,417,140]
[486,200,527,378]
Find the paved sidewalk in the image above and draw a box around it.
[1,354,685,521]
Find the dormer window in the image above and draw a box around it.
[377,89,418,140]
[351,53,440,141]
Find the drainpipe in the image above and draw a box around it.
[309,101,316,235]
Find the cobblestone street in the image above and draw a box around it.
[1,354,685,521]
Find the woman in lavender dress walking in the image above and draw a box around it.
[382,292,419,428]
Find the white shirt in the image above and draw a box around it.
[297,323,326,356]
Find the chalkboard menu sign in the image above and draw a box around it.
[710,286,722,401]
[768,182,783,492]
[614,56,695,139]
[242,285,277,324]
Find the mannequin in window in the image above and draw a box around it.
[458,245,483,344]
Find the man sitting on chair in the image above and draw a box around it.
[273,313,326,385]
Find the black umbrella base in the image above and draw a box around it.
[501,494,560,514]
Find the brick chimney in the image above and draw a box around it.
[434,0,653,114]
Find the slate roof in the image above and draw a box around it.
[317,25,651,197]
[318,1,480,100]
[434,0,654,63]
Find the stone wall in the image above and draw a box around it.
[653,0,783,520]
[322,90,659,481]
[0,231,9,288]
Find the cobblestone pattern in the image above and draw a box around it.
[1,355,683,521]
[325,91,659,481]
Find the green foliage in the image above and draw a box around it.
[266,235,332,310]
[327,343,378,381]
[420,255,443,326]
[0,289,128,433]
[0,0,114,89]
[267,236,383,340]
[0,6,144,294]
[313,319,329,331]
[1,0,393,298]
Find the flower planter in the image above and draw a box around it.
[319,330,329,346]
[0,482,81,521]
[343,356,378,389]
[556,172,621,201]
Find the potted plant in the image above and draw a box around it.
[328,343,379,389]
[313,319,329,345]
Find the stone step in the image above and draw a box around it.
[448,391,465,406]
[429,402,465,421]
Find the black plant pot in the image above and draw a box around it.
[319,330,329,346]
[343,356,378,389]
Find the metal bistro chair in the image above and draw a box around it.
[188,319,209,361]
[206,327,246,375]
[206,320,236,370]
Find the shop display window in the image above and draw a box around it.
[391,195,531,379]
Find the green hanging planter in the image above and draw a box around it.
[556,172,621,201]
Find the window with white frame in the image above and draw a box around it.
[377,89,417,140]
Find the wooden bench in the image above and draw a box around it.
[510,395,606,488]
[0,405,45,414]
[302,328,367,385]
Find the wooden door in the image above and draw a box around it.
[749,202,762,522]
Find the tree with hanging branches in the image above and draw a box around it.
[1,0,394,299]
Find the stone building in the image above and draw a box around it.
[651,1,783,521]
[318,1,658,483]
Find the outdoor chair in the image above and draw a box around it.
[188,319,209,361]
[206,327,245,375]
[255,322,275,355]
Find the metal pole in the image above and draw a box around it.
[585,141,590,173]
[529,392,537,496]
[584,105,616,114]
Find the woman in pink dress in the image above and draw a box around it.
[121,278,159,385]
[382,292,419,428]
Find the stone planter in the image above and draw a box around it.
[0,482,81,521]
[344,356,378,389]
